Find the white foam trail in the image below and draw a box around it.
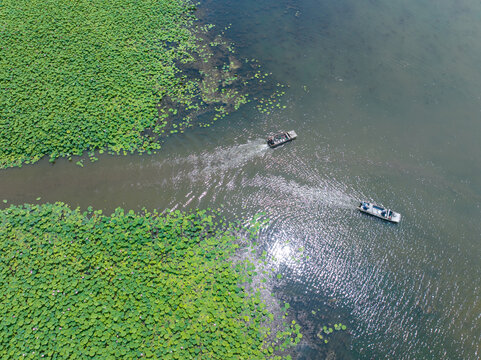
[174,139,269,181]
[249,174,357,209]
[183,195,195,207]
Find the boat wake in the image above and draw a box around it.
[150,138,364,216]
[247,174,357,210]
[172,139,269,181]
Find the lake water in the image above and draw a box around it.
[1,0,480,358]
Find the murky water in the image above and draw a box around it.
[2,0,481,358]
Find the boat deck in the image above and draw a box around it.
[267,130,297,148]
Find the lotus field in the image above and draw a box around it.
[0,0,250,168]
[0,203,301,359]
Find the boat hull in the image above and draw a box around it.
[358,202,401,223]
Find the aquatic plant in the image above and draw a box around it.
[255,83,288,115]
[0,0,271,169]
[0,203,300,358]
[317,323,347,344]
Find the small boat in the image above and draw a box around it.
[358,201,401,223]
[267,130,297,148]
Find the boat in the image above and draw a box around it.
[267,130,297,148]
[358,201,401,223]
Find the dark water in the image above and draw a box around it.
[2,0,481,358]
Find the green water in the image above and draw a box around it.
[1,0,481,358]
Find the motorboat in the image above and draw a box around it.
[267,130,297,148]
[358,201,401,223]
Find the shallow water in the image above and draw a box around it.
[2,0,481,358]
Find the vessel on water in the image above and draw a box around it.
[358,201,401,223]
[267,130,297,148]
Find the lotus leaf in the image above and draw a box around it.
[0,202,298,358]
[0,0,284,169]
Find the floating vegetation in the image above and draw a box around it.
[316,323,348,344]
[255,83,288,115]
[0,203,301,358]
[0,0,284,169]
